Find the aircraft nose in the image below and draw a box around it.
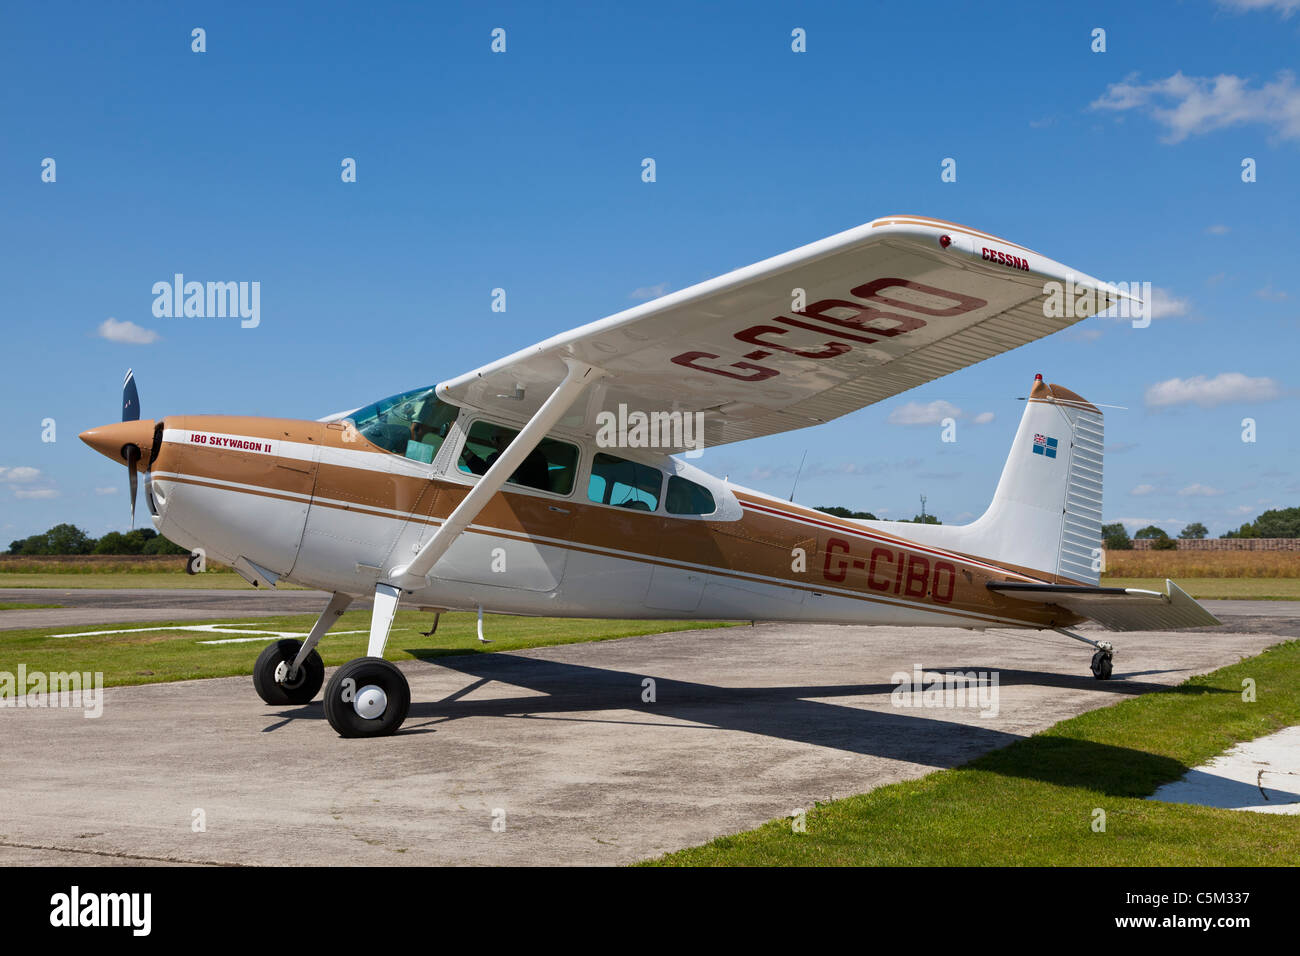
[80,419,157,467]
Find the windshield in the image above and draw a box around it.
[345,386,459,463]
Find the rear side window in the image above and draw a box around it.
[665,476,716,515]
[588,453,662,511]
[457,421,579,495]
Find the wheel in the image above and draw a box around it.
[1090,649,1113,681]
[323,657,411,738]
[253,638,325,705]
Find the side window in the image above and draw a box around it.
[588,453,663,511]
[456,420,579,495]
[665,475,716,516]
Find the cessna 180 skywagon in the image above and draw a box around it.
[81,215,1218,737]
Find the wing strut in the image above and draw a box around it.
[364,358,604,658]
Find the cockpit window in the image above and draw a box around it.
[345,387,458,463]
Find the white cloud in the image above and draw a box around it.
[971,411,995,425]
[1254,285,1289,301]
[628,282,670,301]
[1091,70,1300,142]
[13,488,59,500]
[94,486,118,496]
[1178,483,1225,497]
[0,466,42,483]
[1112,516,1184,532]
[97,317,160,345]
[1145,372,1282,409]
[1218,0,1300,17]
[1149,287,1190,319]
[1130,484,1158,496]
[1205,224,1231,235]
[887,400,962,426]
[1097,285,1187,321]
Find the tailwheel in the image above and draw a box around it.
[1090,648,1114,681]
[323,657,410,738]
[253,638,325,705]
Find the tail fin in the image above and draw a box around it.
[869,374,1104,584]
[972,374,1105,584]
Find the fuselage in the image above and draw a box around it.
[100,403,1079,633]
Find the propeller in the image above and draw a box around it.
[122,370,141,525]
[79,371,157,528]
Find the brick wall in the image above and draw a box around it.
[1128,537,1300,551]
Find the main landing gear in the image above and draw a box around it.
[1054,627,1115,680]
[323,657,410,738]
[252,588,413,737]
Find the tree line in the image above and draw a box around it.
[1103,507,1300,550]
[7,523,189,556]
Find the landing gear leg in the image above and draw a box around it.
[324,583,410,737]
[253,591,353,705]
[1053,627,1115,681]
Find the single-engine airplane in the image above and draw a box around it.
[81,215,1219,737]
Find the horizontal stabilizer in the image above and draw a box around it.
[988,579,1220,632]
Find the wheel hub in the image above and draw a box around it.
[353,684,388,719]
[274,660,303,688]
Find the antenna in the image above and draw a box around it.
[919,494,927,521]
[788,450,808,502]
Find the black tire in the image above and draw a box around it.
[323,657,411,738]
[253,638,325,705]
[1090,650,1114,681]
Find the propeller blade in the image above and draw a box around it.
[124,443,141,526]
[123,369,140,422]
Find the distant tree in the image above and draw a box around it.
[1133,525,1177,550]
[142,534,188,555]
[909,514,942,524]
[41,523,95,555]
[1252,507,1300,538]
[1102,522,1132,550]
[93,531,130,555]
[816,505,878,520]
[1179,522,1208,540]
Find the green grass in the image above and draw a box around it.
[0,611,738,687]
[1102,576,1300,600]
[643,640,1300,866]
[0,602,62,610]
[0,572,296,589]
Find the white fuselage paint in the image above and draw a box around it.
[148,428,1032,630]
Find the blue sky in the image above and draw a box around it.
[2,0,1297,542]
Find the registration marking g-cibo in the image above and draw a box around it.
[189,432,274,453]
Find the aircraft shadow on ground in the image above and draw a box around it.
[1150,769,1300,809]
[266,650,1217,790]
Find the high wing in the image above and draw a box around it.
[436,214,1130,451]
